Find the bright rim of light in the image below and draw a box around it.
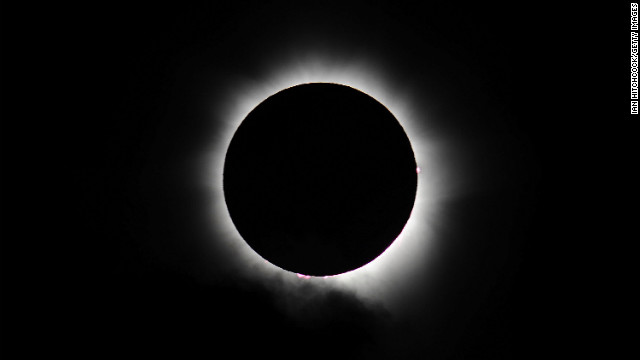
[202,51,457,312]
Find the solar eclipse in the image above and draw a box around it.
[202,47,460,313]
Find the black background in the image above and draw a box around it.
[2,1,622,358]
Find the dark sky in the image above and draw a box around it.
[2,1,620,358]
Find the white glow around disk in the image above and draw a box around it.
[201,49,461,315]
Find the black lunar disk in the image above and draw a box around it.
[223,83,417,276]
